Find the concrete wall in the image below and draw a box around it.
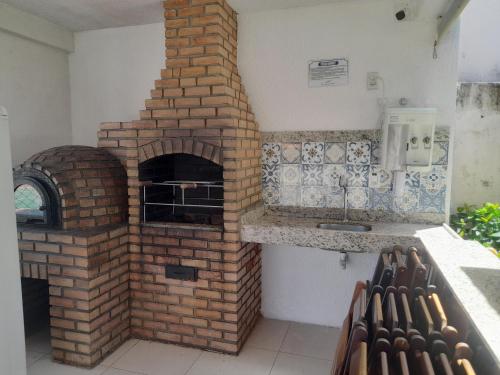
[0,3,73,166]
[0,2,73,52]
[0,110,27,375]
[69,23,164,146]
[452,83,500,211]
[0,31,72,165]
[459,0,500,82]
[262,245,378,327]
[238,1,459,132]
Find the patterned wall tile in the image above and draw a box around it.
[260,130,448,215]
[302,165,324,186]
[420,166,448,192]
[346,141,371,165]
[393,188,420,212]
[370,188,394,211]
[281,186,301,206]
[347,188,370,209]
[405,169,420,188]
[325,143,346,164]
[302,142,325,164]
[323,164,346,187]
[369,165,393,189]
[301,186,326,207]
[432,142,449,165]
[262,164,280,185]
[346,165,369,187]
[371,140,381,165]
[281,164,301,186]
[419,187,446,213]
[281,143,301,164]
[262,143,281,165]
[325,187,345,208]
[263,185,280,205]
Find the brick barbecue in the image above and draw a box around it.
[15,0,262,368]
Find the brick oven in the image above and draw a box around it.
[15,0,263,368]
[97,0,263,355]
[15,0,261,367]
[15,146,130,367]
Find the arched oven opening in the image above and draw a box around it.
[139,153,223,227]
[14,170,60,227]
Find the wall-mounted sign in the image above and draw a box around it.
[308,58,349,88]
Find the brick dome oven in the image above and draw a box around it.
[14,146,128,229]
[16,146,130,367]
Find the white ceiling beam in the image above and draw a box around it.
[437,0,470,42]
[0,2,74,52]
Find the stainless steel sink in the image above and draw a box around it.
[317,223,372,232]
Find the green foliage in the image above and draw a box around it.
[451,202,500,258]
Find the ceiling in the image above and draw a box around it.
[2,0,451,32]
[0,0,367,32]
[1,0,165,32]
[228,0,354,13]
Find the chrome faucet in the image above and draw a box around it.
[339,175,348,222]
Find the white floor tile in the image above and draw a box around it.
[246,318,290,351]
[270,352,332,375]
[280,322,340,360]
[26,329,52,354]
[101,339,139,366]
[102,368,146,375]
[26,351,45,367]
[112,340,202,375]
[28,355,107,375]
[186,346,277,375]
[24,321,340,375]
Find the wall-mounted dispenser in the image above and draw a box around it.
[381,107,437,171]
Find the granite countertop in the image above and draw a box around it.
[417,226,500,370]
[240,208,435,253]
[240,207,500,369]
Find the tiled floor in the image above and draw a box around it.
[26,318,340,375]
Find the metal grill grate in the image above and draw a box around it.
[142,180,223,226]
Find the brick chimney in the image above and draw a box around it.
[98,0,263,354]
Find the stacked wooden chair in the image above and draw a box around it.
[332,246,481,375]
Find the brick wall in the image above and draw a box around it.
[18,225,129,367]
[97,0,263,354]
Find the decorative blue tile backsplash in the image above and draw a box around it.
[302,142,325,164]
[261,131,449,214]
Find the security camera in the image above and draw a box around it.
[395,9,407,21]
[393,0,416,22]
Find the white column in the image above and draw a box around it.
[0,107,27,375]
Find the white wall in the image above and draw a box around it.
[238,0,459,132]
[459,0,500,82]
[0,31,72,165]
[0,2,74,52]
[452,84,500,211]
[262,245,378,327]
[69,23,164,146]
[0,110,27,375]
